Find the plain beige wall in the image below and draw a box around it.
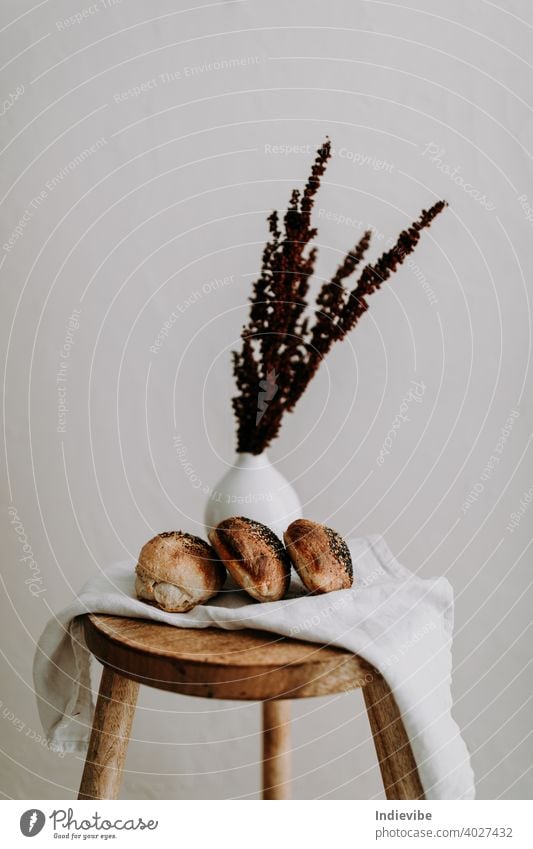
[1,0,531,799]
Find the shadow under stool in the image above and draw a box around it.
[77,614,424,801]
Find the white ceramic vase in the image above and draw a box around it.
[204,452,302,540]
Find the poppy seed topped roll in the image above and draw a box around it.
[208,516,290,602]
[284,519,353,594]
[135,531,226,613]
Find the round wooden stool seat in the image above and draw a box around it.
[79,614,424,802]
[83,614,374,701]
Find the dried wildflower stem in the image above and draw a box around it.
[232,139,447,455]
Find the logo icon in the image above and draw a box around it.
[20,810,45,837]
[256,369,278,425]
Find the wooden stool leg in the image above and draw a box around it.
[78,666,139,800]
[262,700,290,800]
[363,673,425,800]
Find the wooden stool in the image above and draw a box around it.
[78,614,424,801]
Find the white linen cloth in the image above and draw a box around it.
[33,535,474,799]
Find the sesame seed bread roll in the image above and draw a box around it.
[283,519,353,594]
[208,516,290,602]
[135,531,226,613]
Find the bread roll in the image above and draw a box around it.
[135,531,225,612]
[284,519,353,594]
[208,516,290,602]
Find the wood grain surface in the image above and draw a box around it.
[80,613,424,800]
[262,701,291,800]
[83,613,374,700]
[78,666,139,800]
[363,672,425,800]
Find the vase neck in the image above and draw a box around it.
[234,451,271,469]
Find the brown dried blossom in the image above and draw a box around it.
[232,139,447,454]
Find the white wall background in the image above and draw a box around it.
[1,0,532,800]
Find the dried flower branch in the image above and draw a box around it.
[232,139,447,454]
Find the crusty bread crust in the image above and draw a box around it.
[135,531,225,612]
[284,519,353,594]
[208,517,290,602]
